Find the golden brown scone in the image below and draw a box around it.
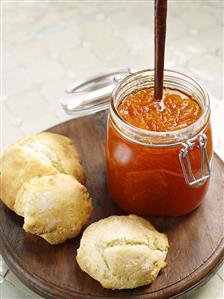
[0,145,59,210]
[16,132,85,184]
[14,174,92,245]
[0,132,85,211]
[76,215,169,289]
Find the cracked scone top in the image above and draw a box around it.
[76,215,169,289]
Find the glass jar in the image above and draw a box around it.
[106,70,212,216]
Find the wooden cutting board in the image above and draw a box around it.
[0,111,223,299]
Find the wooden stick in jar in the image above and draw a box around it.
[154,0,167,100]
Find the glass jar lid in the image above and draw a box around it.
[61,67,135,118]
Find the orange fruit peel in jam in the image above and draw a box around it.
[118,88,202,132]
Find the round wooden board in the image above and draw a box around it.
[0,111,223,299]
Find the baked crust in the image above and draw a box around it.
[0,145,58,210]
[76,215,169,289]
[16,132,86,184]
[14,174,92,245]
[0,132,85,210]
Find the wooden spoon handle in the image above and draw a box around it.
[154,0,167,100]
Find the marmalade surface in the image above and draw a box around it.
[118,88,202,132]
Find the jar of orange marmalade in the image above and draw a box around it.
[106,70,212,216]
[61,68,212,217]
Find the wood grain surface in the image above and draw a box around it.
[0,111,223,299]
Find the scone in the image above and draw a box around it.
[0,132,85,210]
[14,174,92,245]
[76,215,169,289]
[16,132,85,184]
[0,144,59,210]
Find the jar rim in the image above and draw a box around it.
[110,69,210,146]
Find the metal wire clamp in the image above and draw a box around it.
[179,133,211,186]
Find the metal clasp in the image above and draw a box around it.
[179,133,211,186]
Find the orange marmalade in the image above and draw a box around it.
[118,88,202,132]
[107,80,212,216]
